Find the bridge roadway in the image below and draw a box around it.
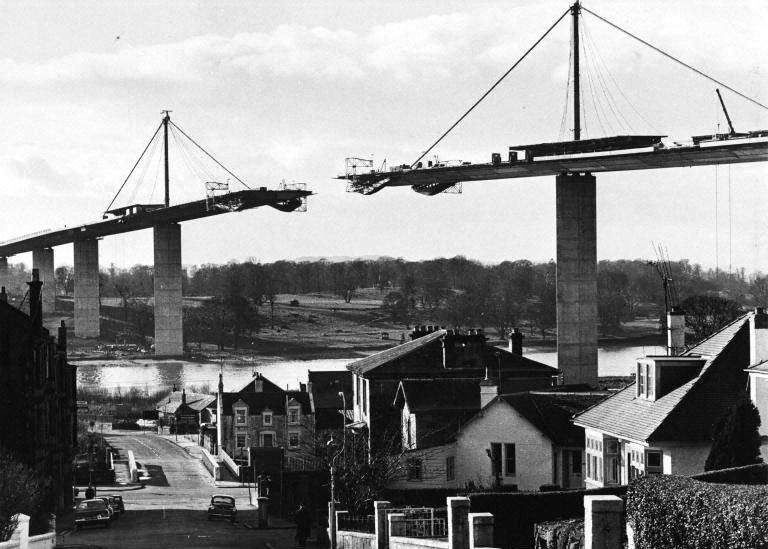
[0,188,311,257]
[344,137,768,193]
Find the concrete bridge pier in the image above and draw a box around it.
[555,172,598,388]
[153,223,183,356]
[74,239,100,338]
[0,256,8,292]
[32,247,55,314]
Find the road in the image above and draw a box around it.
[62,430,299,549]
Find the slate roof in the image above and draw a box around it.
[233,374,285,394]
[573,312,752,443]
[348,330,445,375]
[157,391,216,414]
[394,379,480,412]
[496,392,606,446]
[220,390,311,416]
[346,329,557,377]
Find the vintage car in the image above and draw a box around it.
[106,494,125,515]
[207,494,237,522]
[74,499,112,529]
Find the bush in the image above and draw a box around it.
[0,451,46,542]
[627,475,768,549]
[692,462,768,485]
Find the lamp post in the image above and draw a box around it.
[338,391,346,464]
[327,435,343,506]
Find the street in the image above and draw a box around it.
[62,430,299,549]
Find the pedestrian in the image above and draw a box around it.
[294,501,312,549]
[85,484,95,499]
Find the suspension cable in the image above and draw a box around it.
[582,6,768,112]
[169,121,251,189]
[104,122,163,213]
[411,6,571,168]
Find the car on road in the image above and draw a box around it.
[207,494,236,522]
[74,499,112,529]
[106,494,125,515]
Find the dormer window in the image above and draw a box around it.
[637,356,706,401]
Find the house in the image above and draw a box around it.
[744,308,768,460]
[388,376,603,492]
[157,389,216,434]
[307,369,353,432]
[0,272,77,516]
[348,326,558,451]
[205,372,315,468]
[574,310,758,488]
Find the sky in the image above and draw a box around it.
[1,0,767,274]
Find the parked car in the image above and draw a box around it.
[105,494,125,515]
[95,497,115,520]
[207,494,236,522]
[74,499,111,529]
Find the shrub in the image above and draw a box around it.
[0,451,46,542]
[627,475,768,549]
[705,397,762,471]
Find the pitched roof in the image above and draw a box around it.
[494,392,606,446]
[157,391,216,413]
[220,390,311,416]
[394,379,480,412]
[573,312,752,443]
[348,329,445,375]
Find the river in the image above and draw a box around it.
[73,343,664,394]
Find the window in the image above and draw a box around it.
[288,432,300,448]
[490,443,502,476]
[646,363,655,398]
[407,458,422,480]
[504,443,516,476]
[446,456,455,481]
[262,411,273,426]
[637,363,645,397]
[236,433,246,448]
[356,375,361,405]
[288,406,300,425]
[571,451,582,475]
[261,432,274,447]
[362,379,368,414]
[646,450,663,474]
[235,408,247,425]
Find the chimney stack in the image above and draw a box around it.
[57,320,67,353]
[0,286,6,304]
[27,269,43,333]
[750,307,768,366]
[181,388,187,405]
[667,306,685,356]
[508,328,524,356]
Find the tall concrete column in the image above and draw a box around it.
[74,239,100,338]
[556,172,598,388]
[32,247,55,314]
[0,257,8,292]
[153,223,183,355]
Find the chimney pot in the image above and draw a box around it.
[0,286,6,304]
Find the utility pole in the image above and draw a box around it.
[571,1,581,140]
[162,110,172,208]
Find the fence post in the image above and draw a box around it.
[388,513,406,538]
[448,497,471,549]
[10,513,30,549]
[468,513,494,549]
[584,495,623,549]
[329,502,337,549]
[375,501,391,549]
[336,510,349,549]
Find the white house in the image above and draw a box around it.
[574,310,760,488]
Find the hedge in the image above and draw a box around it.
[691,462,768,485]
[469,486,626,549]
[626,475,768,549]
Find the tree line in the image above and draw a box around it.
[7,255,767,342]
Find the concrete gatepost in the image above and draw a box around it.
[388,513,406,538]
[10,513,30,547]
[448,497,471,549]
[374,501,391,549]
[257,497,269,528]
[335,510,349,549]
[584,495,623,549]
[555,172,598,388]
[74,239,100,338]
[329,502,337,549]
[32,247,55,314]
[153,223,183,355]
[468,512,494,549]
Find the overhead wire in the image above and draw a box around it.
[104,122,163,213]
[582,6,768,113]
[558,18,573,140]
[411,6,571,167]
